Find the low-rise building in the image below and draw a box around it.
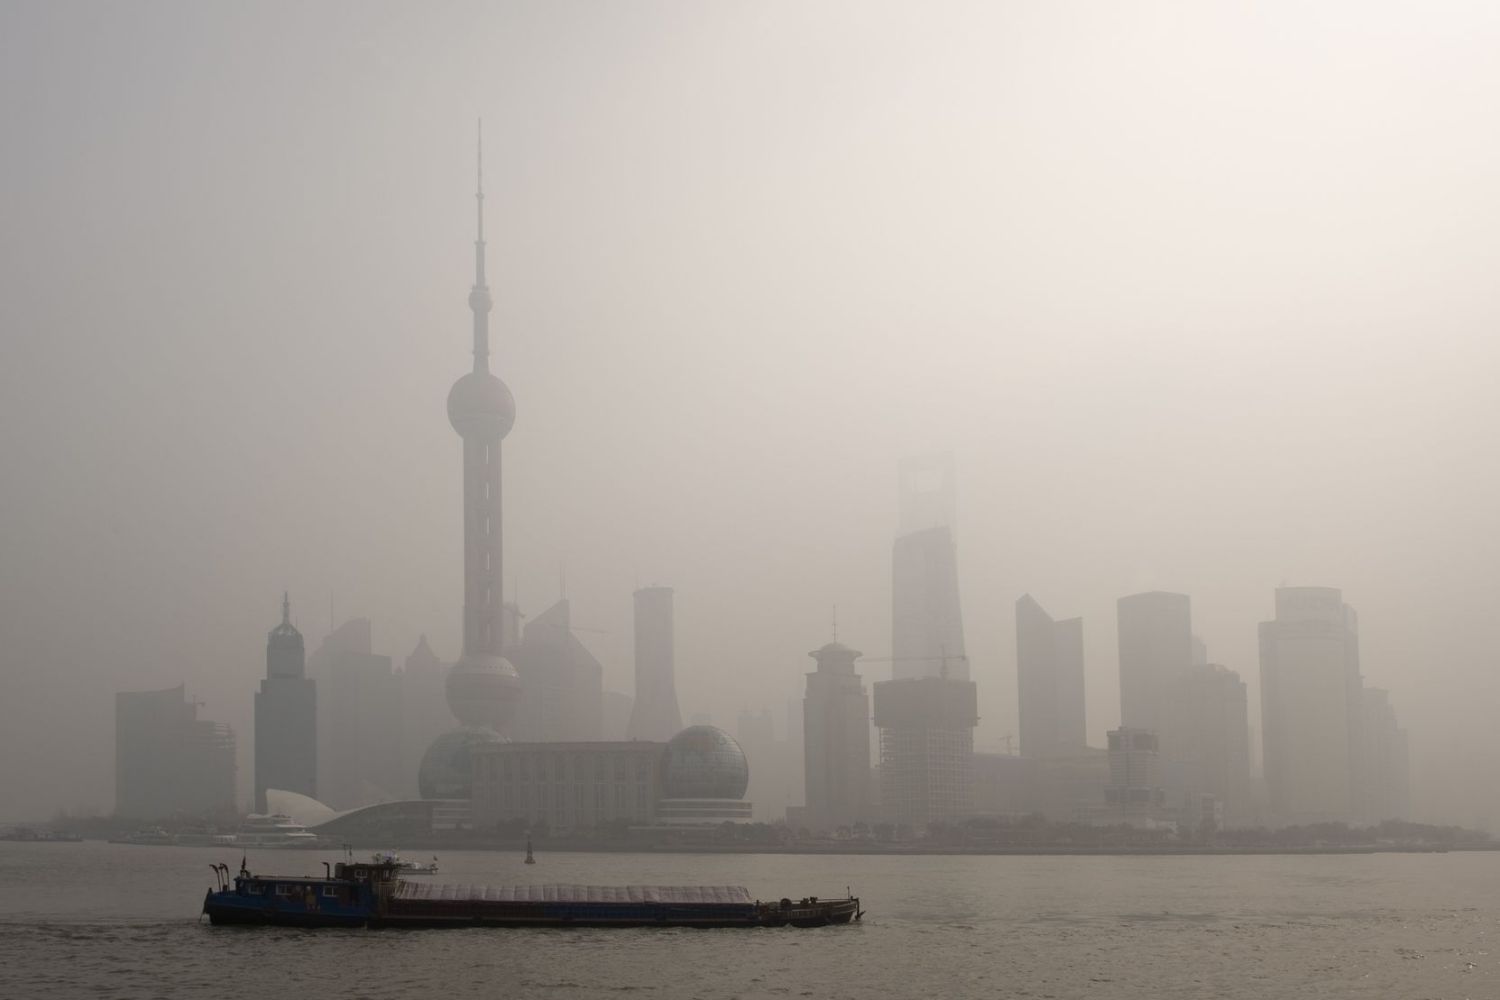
[471,741,664,831]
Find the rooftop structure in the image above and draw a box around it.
[254,592,316,812]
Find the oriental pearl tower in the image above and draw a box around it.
[419,125,517,800]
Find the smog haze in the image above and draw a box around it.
[2,0,1497,826]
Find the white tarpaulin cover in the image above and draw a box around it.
[394,883,754,904]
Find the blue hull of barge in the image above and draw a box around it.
[201,862,860,929]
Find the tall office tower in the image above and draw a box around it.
[1104,726,1164,822]
[873,676,978,828]
[310,618,402,808]
[116,684,236,819]
[1360,687,1411,821]
[1015,595,1086,758]
[1259,586,1361,824]
[737,707,788,822]
[803,641,872,831]
[400,634,452,797]
[419,127,516,800]
[1116,591,1193,734]
[254,593,316,812]
[627,586,682,741]
[1180,664,1251,823]
[510,598,605,742]
[892,454,967,681]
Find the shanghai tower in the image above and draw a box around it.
[419,124,519,800]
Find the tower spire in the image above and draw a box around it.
[282,591,291,627]
[475,118,486,282]
[468,118,492,372]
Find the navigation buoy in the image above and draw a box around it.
[524,837,536,864]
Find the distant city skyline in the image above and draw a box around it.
[4,3,1492,828]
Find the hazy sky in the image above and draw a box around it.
[2,1,1498,824]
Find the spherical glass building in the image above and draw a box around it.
[659,725,750,800]
[418,725,502,800]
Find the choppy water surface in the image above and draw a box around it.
[2,842,1497,998]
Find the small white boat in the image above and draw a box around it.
[235,814,322,848]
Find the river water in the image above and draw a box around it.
[2,841,1497,998]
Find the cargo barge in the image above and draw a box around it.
[202,859,862,928]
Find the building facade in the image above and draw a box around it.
[471,740,665,830]
[310,618,403,809]
[254,593,316,812]
[1259,586,1360,824]
[802,641,872,830]
[1360,687,1411,822]
[1180,664,1251,824]
[1015,594,1086,758]
[1104,727,1164,823]
[510,598,605,743]
[470,725,754,830]
[873,676,978,828]
[116,684,236,820]
[1116,591,1193,736]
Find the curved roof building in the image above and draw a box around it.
[660,726,750,800]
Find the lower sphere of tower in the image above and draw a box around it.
[419,725,502,800]
[445,655,520,731]
[447,370,515,439]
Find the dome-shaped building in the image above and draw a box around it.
[656,726,753,825]
[419,726,502,800]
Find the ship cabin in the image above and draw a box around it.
[204,860,401,925]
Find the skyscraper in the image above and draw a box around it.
[310,618,401,808]
[1360,687,1411,822]
[1259,586,1360,824]
[627,586,682,741]
[254,592,316,812]
[419,126,515,800]
[1180,663,1251,823]
[400,634,453,796]
[1104,726,1164,823]
[802,641,872,830]
[1116,591,1193,734]
[891,454,967,680]
[510,598,605,742]
[1015,594,1086,758]
[115,684,236,820]
[873,676,978,828]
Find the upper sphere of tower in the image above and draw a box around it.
[447,370,515,440]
